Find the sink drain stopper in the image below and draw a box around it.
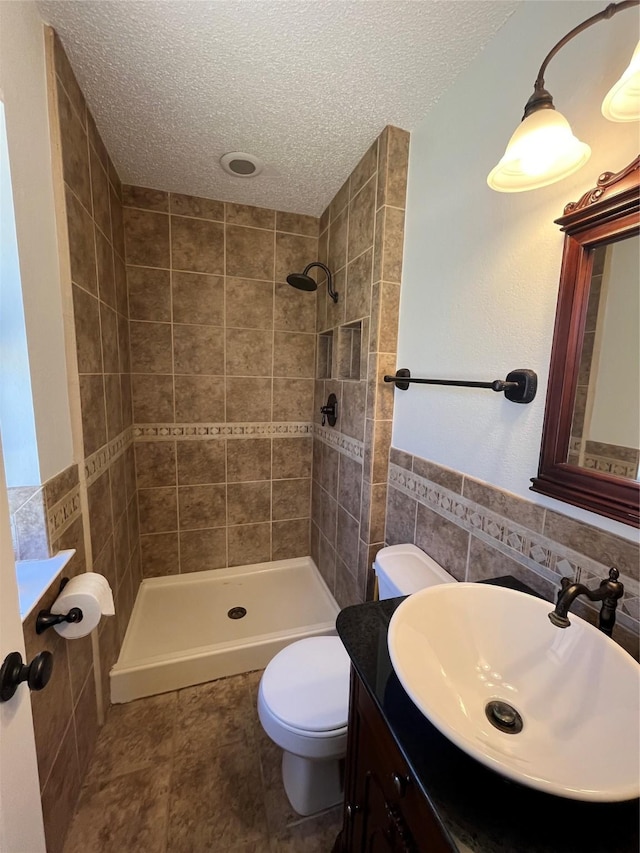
[228,606,247,620]
[485,700,523,734]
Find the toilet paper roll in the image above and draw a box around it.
[51,573,115,639]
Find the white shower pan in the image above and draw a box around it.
[110,556,340,703]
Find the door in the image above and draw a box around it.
[0,439,46,853]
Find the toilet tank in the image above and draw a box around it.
[374,543,456,599]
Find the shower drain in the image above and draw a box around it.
[228,606,247,620]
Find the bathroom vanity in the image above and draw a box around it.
[332,578,640,853]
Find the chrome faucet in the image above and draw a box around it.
[548,567,624,637]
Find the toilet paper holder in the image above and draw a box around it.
[35,577,84,635]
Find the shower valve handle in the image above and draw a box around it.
[320,393,338,427]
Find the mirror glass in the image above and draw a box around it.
[568,235,640,480]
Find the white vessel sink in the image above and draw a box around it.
[387,582,640,802]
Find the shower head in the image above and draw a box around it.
[286,272,317,292]
[286,262,338,303]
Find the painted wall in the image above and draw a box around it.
[395,0,639,541]
[0,1,73,482]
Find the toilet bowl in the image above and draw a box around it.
[257,543,457,816]
[257,635,351,816]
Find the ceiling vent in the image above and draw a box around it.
[220,152,263,178]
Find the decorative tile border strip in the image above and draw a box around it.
[388,463,639,632]
[314,424,364,464]
[569,437,637,478]
[47,485,81,544]
[583,453,637,479]
[85,426,134,487]
[133,422,313,440]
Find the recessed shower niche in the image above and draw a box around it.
[336,321,363,381]
[317,322,364,381]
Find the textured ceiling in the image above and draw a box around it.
[37,0,519,215]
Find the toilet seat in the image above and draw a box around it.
[257,636,351,761]
[260,635,351,734]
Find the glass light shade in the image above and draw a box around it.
[487,108,591,192]
[602,40,640,122]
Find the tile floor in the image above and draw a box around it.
[63,671,343,852]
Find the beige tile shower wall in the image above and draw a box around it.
[311,126,409,608]
[386,447,640,660]
[122,188,319,575]
[50,29,140,728]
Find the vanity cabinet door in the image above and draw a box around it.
[360,762,419,851]
[336,668,453,853]
[360,770,413,852]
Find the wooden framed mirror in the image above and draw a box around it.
[531,156,640,527]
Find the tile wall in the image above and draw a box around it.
[122,188,319,575]
[123,124,409,590]
[50,30,140,717]
[311,125,409,608]
[18,30,141,852]
[386,447,640,659]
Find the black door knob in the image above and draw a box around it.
[0,651,53,702]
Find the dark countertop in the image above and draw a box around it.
[336,576,640,853]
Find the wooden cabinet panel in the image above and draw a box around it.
[334,668,453,853]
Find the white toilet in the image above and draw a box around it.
[257,543,457,816]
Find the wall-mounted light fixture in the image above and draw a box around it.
[602,38,640,121]
[488,0,640,193]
